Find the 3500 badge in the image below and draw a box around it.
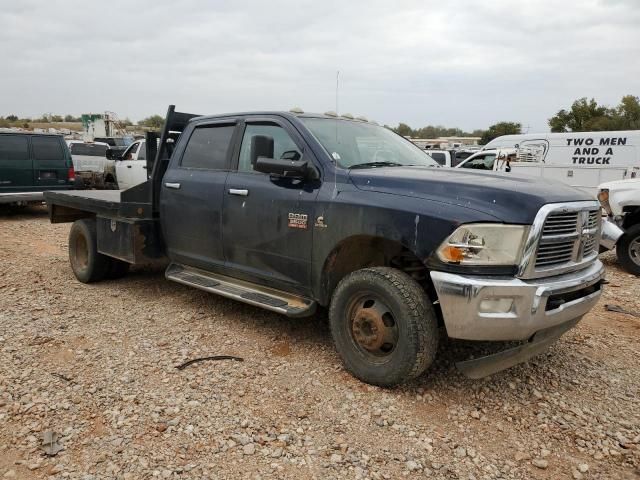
[288,213,308,229]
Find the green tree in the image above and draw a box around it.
[6,114,18,122]
[50,114,64,122]
[139,115,165,129]
[548,97,614,132]
[394,122,413,137]
[64,114,81,122]
[479,122,521,145]
[613,95,640,130]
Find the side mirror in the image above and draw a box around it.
[250,135,274,167]
[255,157,310,178]
[106,149,115,160]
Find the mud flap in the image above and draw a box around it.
[456,318,581,379]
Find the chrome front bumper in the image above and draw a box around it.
[430,260,605,342]
[600,218,624,250]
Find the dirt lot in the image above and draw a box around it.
[0,205,638,480]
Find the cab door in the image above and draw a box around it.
[115,141,147,190]
[159,120,238,271]
[222,118,320,293]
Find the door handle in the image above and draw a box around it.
[164,182,181,189]
[228,189,249,196]
[126,165,132,168]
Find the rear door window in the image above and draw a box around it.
[0,135,29,160]
[181,125,235,170]
[32,137,64,161]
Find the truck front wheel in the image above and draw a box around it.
[68,219,110,283]
[616,224,640,276]
[329,267,439,387]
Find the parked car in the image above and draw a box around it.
[45,105,606,387]
[68,141,115,189]
[461,131,640,196]
[598,178,640,275]
[0,132,75,205]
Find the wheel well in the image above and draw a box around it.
[622,206,640,229]
[320,235,436,306]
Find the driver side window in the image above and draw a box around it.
[238,124,301,173]
[462,154,496,170]
[122,142,139,161]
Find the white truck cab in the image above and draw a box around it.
[598,178,640,275]
[115,139,148,190]
[457,131,640,196]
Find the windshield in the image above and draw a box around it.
[301,118,439,169]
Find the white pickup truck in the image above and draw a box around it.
[598,178,640,275]
[68,141,114,189]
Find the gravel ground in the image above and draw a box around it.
[0,205,638,480]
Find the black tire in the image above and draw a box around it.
[74,177,86,189]
[329,267,439,387]
[104,175,118,190]
[616,224,640,276]
[106,259,130,280]
[68,219,110,283]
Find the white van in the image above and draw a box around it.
[457,131,640,196]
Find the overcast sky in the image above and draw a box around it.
[1,0,638,132]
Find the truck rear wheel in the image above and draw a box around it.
[616,224,640,276]
[68,219,110,283]
[329,267,439,387]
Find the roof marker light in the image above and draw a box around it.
[289,107,304,114]
[341,113,354,119]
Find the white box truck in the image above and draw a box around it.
[457,131,640,196]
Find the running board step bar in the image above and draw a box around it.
[165,263,316,318]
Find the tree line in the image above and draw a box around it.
[0,114,160,129]
[391,94,639,144]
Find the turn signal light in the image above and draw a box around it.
[440,246,465,263]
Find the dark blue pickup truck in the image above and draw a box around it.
[44,106,605,386]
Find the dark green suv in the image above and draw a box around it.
[0,133,75,205]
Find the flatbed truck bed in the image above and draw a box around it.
[45,187,162,265]
[46,189,154,223]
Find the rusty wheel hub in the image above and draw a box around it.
[352,308,387,351]
[348,296,398,357]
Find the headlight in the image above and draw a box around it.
[437,224,528,266]
[597,189,612,216]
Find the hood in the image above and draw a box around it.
[599,177,640,192]
[349,167,595,224]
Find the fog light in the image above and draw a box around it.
[479,298,514,314]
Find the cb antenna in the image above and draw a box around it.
[335,70,340,115]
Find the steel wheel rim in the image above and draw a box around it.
[347,293,399,360]
[74,234,89,270]
[629,237,640,266]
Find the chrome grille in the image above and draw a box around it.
[534,208,600,271]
